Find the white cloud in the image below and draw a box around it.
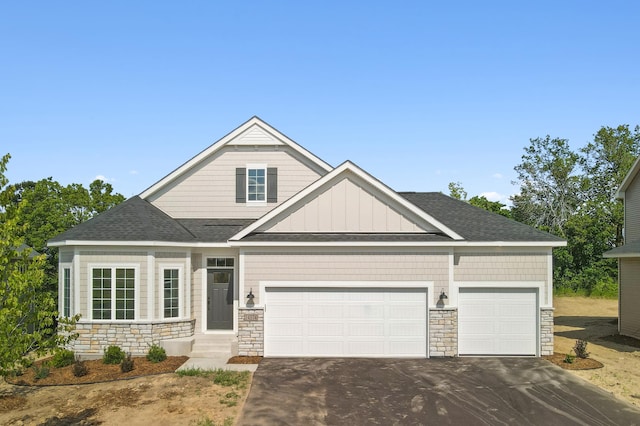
[95,175,115,182]
[480,191,508,203]
[129,170,139,175]
[492,173,503,179]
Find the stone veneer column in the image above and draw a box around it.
[540,308,554,356]
[429,308,458,357]
[238,307,264,356]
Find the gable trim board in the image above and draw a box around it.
[231,161,464,241]
[49,117,564,358]
[140,117,332,200]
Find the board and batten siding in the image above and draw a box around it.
[243,251,449,305]
[147,146,324,219]
[78,251,148,320]
[620,258,640,339]
[267,177,429,233]
[625,173,640,242]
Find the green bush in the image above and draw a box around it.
[73,358,88,377]
[33,363,50,380]
[146,344,167,363]
[120,353,135,373]
[563,353,575,364]
[51,349,75,368]
[103,345,126,365]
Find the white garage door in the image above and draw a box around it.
[458,288,538,356]
[264,287,427,357]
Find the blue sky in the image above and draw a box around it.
[2,1,638,204]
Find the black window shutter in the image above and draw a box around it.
[267,167,277,203]
[236,168,246,203]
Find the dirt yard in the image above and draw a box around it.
[0,366,251,425]
[554,296,640,408]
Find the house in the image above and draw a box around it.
[604,155,640,340]
[49,117,565,358]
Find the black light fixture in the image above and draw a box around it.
[246,289,255,301]
[439,289,448,300]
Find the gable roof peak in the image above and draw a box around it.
[139,117,333,199]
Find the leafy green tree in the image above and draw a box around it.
[510,136,581,236]
[0,154,77,375]
[468,195,511,218]
[448,181,467,200]
[1,176,125,294]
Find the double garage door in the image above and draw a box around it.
[263,286,539,357]
[264,287,427,357]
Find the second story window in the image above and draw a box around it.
[247,168,266,201]
[236,166,278,203]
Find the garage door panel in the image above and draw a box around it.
[265,287,427,357]
[459,288,537,356]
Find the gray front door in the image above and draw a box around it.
[207,269,234,330]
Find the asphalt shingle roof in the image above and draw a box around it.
[49,192,563,245]
[49,196,254,243]
[603,240,640,257]
[399,192,564,243]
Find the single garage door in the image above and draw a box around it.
[458,288,538,356]
[264,287,427,357]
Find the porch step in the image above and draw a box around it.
[189,335,238,359]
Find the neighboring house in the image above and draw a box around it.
[604,155,640,340]
[49,117,565,358]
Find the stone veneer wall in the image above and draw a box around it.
[429,308,458,357]
[71,319,195,356]
[540,308,554,356]
[238,307,264,356]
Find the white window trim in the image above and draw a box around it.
[246,163,267,204]
[59,263,72,318]
[159,264,184,319]
[88,263,140,321]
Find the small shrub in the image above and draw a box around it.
[103,345,126,365]
[73,358,88,377]
[120,353,135,373]
[563,352,575,364]
[51,349,75,368]
[573,339,590,359]
[146,344,167,363]
[33,363,50,380]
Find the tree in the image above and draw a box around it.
[0,154,77,374]
[1,177,125,295]
[468,195,511,218]
[510,136,582,236]
[448,181,467,200]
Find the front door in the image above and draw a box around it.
[207,269,234,330]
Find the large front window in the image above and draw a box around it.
[92,267,135,320]
[247,168,266,201]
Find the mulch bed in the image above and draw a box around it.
[228,356,263,364]
[5,356,189,386]
[543,353,604,370]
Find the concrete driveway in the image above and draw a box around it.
[238,358,640,425]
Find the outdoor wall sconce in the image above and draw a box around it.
[439,290,448,301]
[246,289,255,301]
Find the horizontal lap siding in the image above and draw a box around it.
[148,147,323,219]
[244,251,449,305]
[625,176,640,242]
[454,252,549,302]
[620,258,640,339]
